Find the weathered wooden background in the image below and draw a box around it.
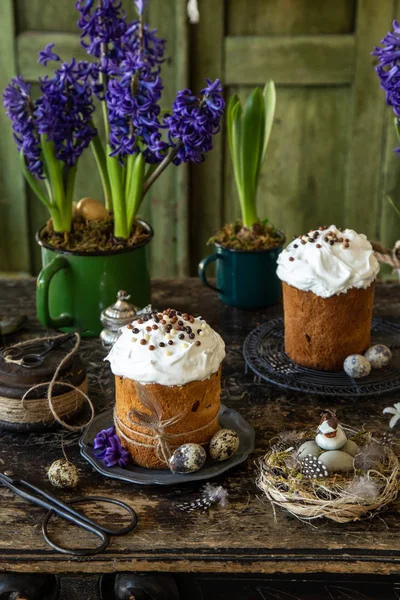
[1,0,400,277]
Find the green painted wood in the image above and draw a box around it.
[2,0,399,277]
[0,0,30,273]
[225,36,355,86]
[189,0,224,273]
[16,0,84,34]
[17,32,89,81]
[379,111,400,260]
[227,0,356,35]
[345,0,394,239]
[15,0,139,33]
[140,0,189,277]
[173,0,189,277]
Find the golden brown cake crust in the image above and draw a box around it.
[282,282,375,371]
[115,368,221,469]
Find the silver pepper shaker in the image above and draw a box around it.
[100,291,138,348]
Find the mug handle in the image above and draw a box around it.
[36,256,74,329]
[198,254,223,294]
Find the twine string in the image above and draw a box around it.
[114,382,219,465]
[114,410,220,465]
[3,333,94,431]
[374,251,400,269]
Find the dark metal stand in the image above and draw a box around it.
[243,317,400,396]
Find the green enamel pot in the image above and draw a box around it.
[36,219,153,337]
[198,237,285,309]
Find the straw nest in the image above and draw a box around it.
[256,429,400,523]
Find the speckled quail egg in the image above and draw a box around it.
[169,443,206,474]
[47,459,79,489]
[364,344,392,369]
[343,354,371,379]
[209,429,240,462]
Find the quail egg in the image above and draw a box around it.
[364,344,392,369]
[209,428,239,462]
[341,439,359,457]
[47,459,79,489]
[319,450,354,473]
[169,443,206,474]
[297,440,322,461]
[343,354,371,379]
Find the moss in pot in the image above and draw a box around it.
[3,0,224,335]
[199,81,285,309]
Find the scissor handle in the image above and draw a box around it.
[42,496,138,556]
[42,507,109,556]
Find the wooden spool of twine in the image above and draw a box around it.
[0,333,94,431]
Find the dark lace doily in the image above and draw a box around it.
[243,318,400,397]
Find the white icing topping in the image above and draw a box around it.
[106,310,225,386]
[276,225,380,298]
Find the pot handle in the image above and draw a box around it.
[36,256,74,329]
[198,254,223,294]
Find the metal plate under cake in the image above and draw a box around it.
[79,405,255,485]
[243,318,400,397]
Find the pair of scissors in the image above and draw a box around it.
[0,471,138,556]
[2,333,75,369]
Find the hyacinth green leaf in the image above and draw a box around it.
[261,80,276,165]
[227,94,240,155]
[106,145,128,238]
[125,153,135,202]
[126,152,145,233]
[90,133,112,210]
[240,88,265,226]
[387,195,400,219]
[230,101,243,204]
[394,117,400,144]
[19,151,51,209]
[227,95,242,184]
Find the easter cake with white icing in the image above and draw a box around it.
[106,308,225,469]
[276,225,380,370]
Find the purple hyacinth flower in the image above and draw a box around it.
[38,43,60,66]
[164,78,224,165]
[35,58,97,166]
[76,0,127,61]
[373,20,400,153]
[93,426,115,458]
[134,0,148,16]
[104,435,130,467]
[3,76,44,178]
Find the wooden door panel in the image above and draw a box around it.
[1,0,399,273]
[226,0,356,35]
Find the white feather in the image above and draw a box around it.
[345,475,380,503]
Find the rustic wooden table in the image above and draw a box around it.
[1,278,400,600]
